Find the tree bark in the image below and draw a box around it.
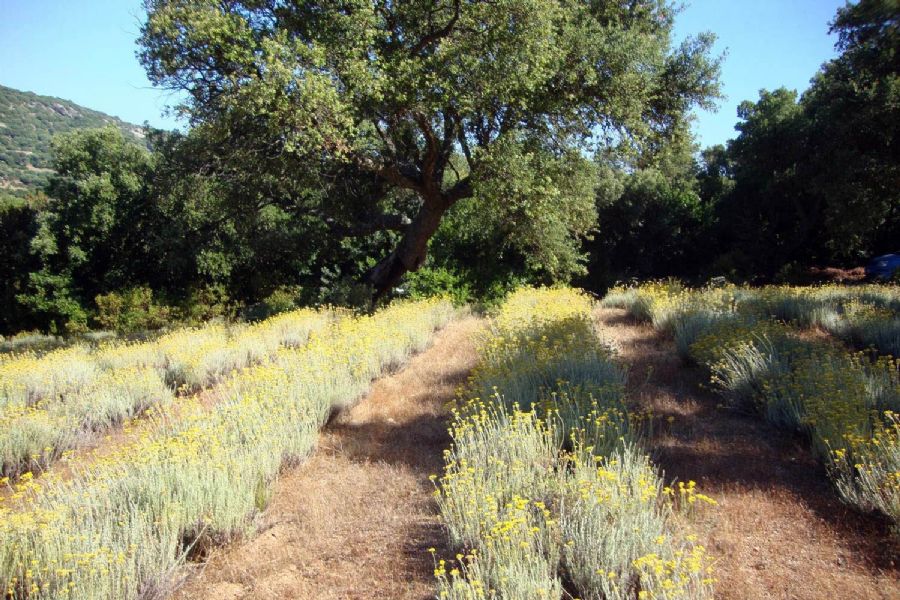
[364,193,451,301]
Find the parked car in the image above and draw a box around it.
[865,252,900,280]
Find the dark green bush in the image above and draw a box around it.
[243,286,304,321]
[95,287,173,333]
[320,277,374,310]
[403,267,471,306]
[17,271,89,335]
[178,284,234,325]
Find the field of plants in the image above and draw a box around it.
[0,308,333,478]
[0,298,455,599]
[602,282,900,538]
[2,283,898,599]
[2,0,897,595]
[433,288,716,599]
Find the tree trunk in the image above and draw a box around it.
[365,194,450,301]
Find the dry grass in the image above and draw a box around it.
[595,307,900,600]
[171,316,484,600]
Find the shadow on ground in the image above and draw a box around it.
[596,308,899,577]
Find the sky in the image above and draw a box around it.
[672,0,845,147]
[0,0,847,147]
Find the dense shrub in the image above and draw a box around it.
[177,285,233,325]
[403,267,471,306]
[95,287,173,333]
[243,286,304,321]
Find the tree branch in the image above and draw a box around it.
[327,212,412,237]
[414,112,440,194]
[356,154,424,194]
[445,175,473,203]
[457,127,474,170]
[409,0,461,55]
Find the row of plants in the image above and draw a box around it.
[0,297,455,599]
[0,308,333,478]
[729,285,899,358]
[603,281,899,357]
[432,287,715,599]
[604,282,900,537]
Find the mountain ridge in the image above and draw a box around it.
[0,84,147,196]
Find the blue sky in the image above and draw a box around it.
[0,0,846,147]
[673,0,845,147]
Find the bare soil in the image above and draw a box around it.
[595,307,899,600]
[807,266,868,283]
[171,316,484,600]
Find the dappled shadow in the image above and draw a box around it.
[324,356,471,468]
[651,400,899,571]
[313,360,473,598]
[597,308,900,577]
[599,310,644,327]
[326,411,452,474]
[325,411,461,599]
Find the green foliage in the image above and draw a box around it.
[94,287,173,333]
[138,0,721,295]
[585,0,898,287]
[470,135,599,280]
[146,126,346,301]
[403,267,471,306]
[426,196,533,303]
[0,193,41,333]
[243,286,305,322]
[177,285,233,325]
[318,278,375,311]
[710,0,899,275]
[17,270,89,334]
[424,142,594,305]
[16,127,157,332]
[8,0,895,335]
[712,88,816,275]
[0,85,145,196]
[586,130,714,288]
[801,0,900,261]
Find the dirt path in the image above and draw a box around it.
[595,308,899,600]
[171,316,483,600]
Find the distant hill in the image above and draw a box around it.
[0,85,147,196]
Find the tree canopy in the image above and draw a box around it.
[139,0,720,297]
[17,128,157,329]
[705,0,899,276]
[5,1,898,336]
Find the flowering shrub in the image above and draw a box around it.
[607,282,900,536]
[434,287,715,599]
[832,413,900,536]
[0,297,455,599]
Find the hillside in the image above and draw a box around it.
[0,84,146,195]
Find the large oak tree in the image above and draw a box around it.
[139,0,719,298]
